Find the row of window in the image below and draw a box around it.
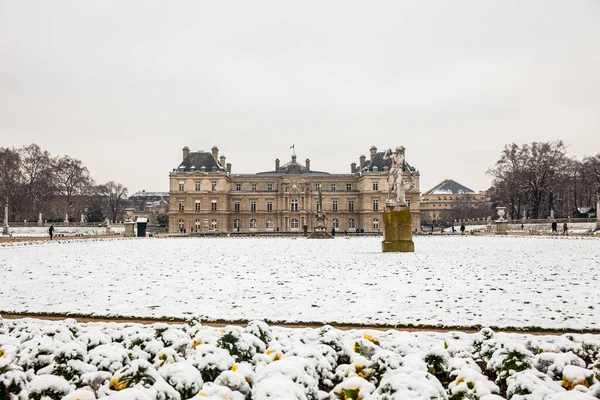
[178,182,381,192]
[178,218,381,231]
[178,198,412,212]
[179,181,217,192]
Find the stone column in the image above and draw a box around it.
[2,203,9,235]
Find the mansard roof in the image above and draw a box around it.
[423,179,475,196]
[177,151,226,172]
[256,154,330,176]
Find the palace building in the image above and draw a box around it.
[168,146,421,233]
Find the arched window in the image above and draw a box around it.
[291,218,299,230]
[249,218,257,229]
[195,219,201,230]
[332,218,339,229]
[211,218,217,230]
[373,218,380,230]
[348,218,355,229]
[233,219,240,230]
[291,199,299,211]
[266,219,274,229]
[178,219,184,230]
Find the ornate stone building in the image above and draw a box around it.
[168,146,421,233]
[420,179,488,224]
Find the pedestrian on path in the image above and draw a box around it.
[49,224,54,240]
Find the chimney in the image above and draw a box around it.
[182,146,190,161]
[351,162,356,173]
[275,158,280,170]
[226,163,232,174]
[211,146,219,163]
[220,155,226,167]
[370,146,377,162]
[305,158,310,171]
[359,155,366,168]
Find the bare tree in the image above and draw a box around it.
[52,156,92,219]
[0,147,25,221]
[19,144,54,218]
[488,141,595,219]
[98,181,128,223]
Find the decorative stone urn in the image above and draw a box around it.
[495,207,508,234]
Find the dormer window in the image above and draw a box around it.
[201,166,206,172]
[178,166,185,172]
[383,166,389,172]
[373,166,378,171]
[212,166,217,172]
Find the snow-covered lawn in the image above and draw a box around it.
[0,226,124,237]
[1,317,599,399]
[1,236,599,329]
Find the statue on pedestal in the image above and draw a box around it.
[309,184,332,238]
[383,147,415,207]
[381,147,415,252]
[314,185,327,232]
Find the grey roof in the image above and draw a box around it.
[177,151,226,172]
[130,191,169,199]
[423,179,475,196]
[361,151,417,173]
[256,154,330,176]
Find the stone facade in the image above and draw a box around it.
[168,146,421,233]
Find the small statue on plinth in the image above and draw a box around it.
[309,185,333,238]
[382,146,415,252]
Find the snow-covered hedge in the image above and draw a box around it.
[0,317,599,399]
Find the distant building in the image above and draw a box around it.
[128,190,169,224]
[168,146,421,233]
[420,179,488,224]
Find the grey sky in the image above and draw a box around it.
[1,0,599,194]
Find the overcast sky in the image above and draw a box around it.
[1,0,599,194]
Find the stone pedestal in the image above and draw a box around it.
[496,221,508,235]
[382,207,414,252]
[308,227,333,239]
[2,225,8,235]
[124,222,135,237]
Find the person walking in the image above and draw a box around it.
[551,221,558,234]
[49,224,54,240]
[460,223,465,234]
[563,222,568,236]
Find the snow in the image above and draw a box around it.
[0,318,599,399]
[1,236,599,329]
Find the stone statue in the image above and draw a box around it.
[314,185,327,231]
[383,147,414,206]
